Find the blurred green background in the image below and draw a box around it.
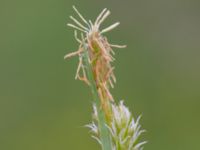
[0,0,200,150]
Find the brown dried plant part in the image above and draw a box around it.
[65,6,126,116]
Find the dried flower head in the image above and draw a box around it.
[65,6,126,116]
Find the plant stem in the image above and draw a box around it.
[82,42,112,150]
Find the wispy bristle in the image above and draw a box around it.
[97,10,111,27]
[74,30,82,43]
[64,51,79,59]
[72,5,89,25]
[132,141,147,150]
[67,23,87,33]
[70,16,88,31]
[110,44,127,48]
[101,22,120,34]
[75,57,82,79]
[95,8,107,25]
[89,20,93,28]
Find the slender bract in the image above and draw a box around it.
[65,6,146,150]
[82,42,112,150]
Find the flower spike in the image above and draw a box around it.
[65,6,146,150]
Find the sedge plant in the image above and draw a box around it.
[65,6,146,150]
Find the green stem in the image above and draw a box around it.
[82,42,112,150]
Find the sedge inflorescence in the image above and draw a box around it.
[88,101,147,150]
[65,6,146,150]
[65,6,126,117]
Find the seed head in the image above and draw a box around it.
[65,6,126,115]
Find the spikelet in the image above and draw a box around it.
[87,101,147,150]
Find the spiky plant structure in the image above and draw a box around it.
[65,6,146,150]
